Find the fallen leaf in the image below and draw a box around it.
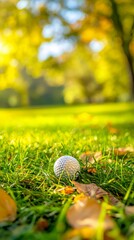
[87,168,97,174]
[54,186,75,195]
[80,151,102,164]
[73,193,87,203]
[94,151,102,161]
[108,127,119,134]
[72,181,120,205]
[35,218,49,231]
[63,227,95,240]
[63,224,123,240]
[66,197,115,230]
[114,147,134,156]
[80,151,94,163]
[125,206,134,216]
[0,188,17,222]
[106,123,119,134]
[125,146,134,152]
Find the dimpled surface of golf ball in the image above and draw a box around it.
[54,155,80,179]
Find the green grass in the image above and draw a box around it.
[0,103,134,240]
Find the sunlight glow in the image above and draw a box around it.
[0,41,10,54]
[17,0,28,9]
[61,10,85,24]
[89,40,105,52]
[38,40,74,61]
[42,18,69,39]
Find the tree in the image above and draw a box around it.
[110,0,134,99]
[0,0,45,105]
[0,0,133,106]
[77,0,134,99]
[32,0,134,100]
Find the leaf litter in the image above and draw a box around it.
[65,196,121,240]
[72,181,120,205]
[64,180,131,240]
[1,143,133,239]
[113,147,134,156]
[56,145,134,239]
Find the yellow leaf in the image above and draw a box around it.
[80,27,105,43]
[55,186,75,195]
[80,28,95,43]
[63,227,95,240]
[73,193,86,203]
[0,188,17,222]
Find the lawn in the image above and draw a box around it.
[0,102,134,240]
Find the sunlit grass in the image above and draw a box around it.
[0,102,133,129]
[0,103,134,240]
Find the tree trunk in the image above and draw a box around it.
[125,51,134,100]
[110,0,134,100]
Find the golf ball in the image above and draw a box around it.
[54,155,80,180]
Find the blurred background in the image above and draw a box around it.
[0,0,134,108]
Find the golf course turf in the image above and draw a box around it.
[0,103,134,240]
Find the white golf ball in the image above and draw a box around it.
[54,155,80,180]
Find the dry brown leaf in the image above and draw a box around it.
[72,181,120,205]
[66,197,115,231]
[80,151,94,164]
[114,147,134,156]
[94,151,102,159]
[87,168,97,174]
[35,218,49,231]
[80,151,102,164]
[125,206,134,216]
[0,188,17,222]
